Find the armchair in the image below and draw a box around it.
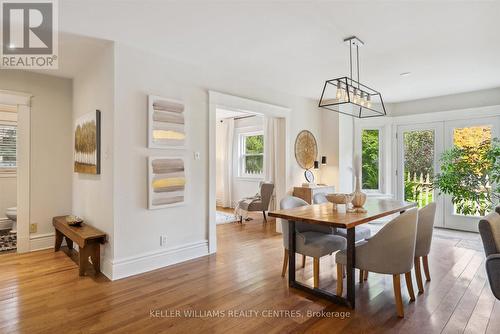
[478,207,500,300]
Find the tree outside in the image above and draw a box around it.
[244,134,264,174]
[361,129,379,190]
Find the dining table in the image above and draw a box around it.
[268,198,416,309]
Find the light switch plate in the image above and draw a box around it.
[194,152,200,160]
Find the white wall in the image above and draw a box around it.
[111,43,325,279]
[390,86,500,116]
[0,71,73,243]
[72,42,115,276]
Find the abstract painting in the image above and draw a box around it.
[148,157,186,209]
[74,110,101,174]
[148,95,185,149]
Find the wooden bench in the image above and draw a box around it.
[52,216,106,276]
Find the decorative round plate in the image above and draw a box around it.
[294,130,318,170]
[304,170,315,183]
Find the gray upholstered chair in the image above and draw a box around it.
[336,208,419,317]
[280,196,347,288]
[237,182,274,223]
[313,193,372,242]
[478,207,500,300]
[413,202,437,294]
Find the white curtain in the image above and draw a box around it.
[220,118,234,208]
[264,116,285,210]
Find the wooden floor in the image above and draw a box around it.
[1,213,499,334]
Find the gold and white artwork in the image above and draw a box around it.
[148,157,186,209]
[148,95,185,149]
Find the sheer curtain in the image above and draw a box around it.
[264,116,285,210]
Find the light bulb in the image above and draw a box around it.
[366,94,372,108]
[335,82,342,101]
[353,89,358,104]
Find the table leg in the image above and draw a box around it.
[346,227,356,308]
[54,230,63,252]
[288,220,296,285]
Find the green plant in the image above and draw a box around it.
[434,138,500,216]
[361,129,379,189]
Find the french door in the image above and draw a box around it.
[397,116,499,232]
[397,123,444,227]
[442,117,499,231]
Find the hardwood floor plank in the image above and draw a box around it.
[0,212,498,334]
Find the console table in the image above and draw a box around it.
[293,185,335,204]
[52,216,106,276]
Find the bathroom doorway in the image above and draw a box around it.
[0,90,31,254]
[0,103,17,253]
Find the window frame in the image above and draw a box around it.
[0,121,17,176]
[359,126,383,193]
[238,130,264,179]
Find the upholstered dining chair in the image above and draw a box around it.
[413,202,437,294]
[280,196,347,288]
[336,208,419,317]
[478,207,500,300]
[236,182,274,223]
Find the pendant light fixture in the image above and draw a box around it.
[318,36,386,118]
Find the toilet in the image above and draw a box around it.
[1,207,17,233]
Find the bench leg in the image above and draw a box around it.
[90,244,101,275]
[79,246,90,276]
[65,237,73,250]
[54,230,64,252]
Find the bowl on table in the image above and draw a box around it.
[326,193,354,212]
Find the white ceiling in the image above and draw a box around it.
[55,1,500,102]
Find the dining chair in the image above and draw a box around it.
[478,207,500,300]
[413,202,437,294]
[335,208,419,317]
[313,192,371,282]
[280,196,347,288]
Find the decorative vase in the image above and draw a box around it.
[351,176,367,212]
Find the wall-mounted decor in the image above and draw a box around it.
[148,157,186,209]
[148,95,185,149]
[294,130,317,170]
[74,110,101,174]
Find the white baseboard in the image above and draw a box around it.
[29,233,55,251]
[110,240,209,281]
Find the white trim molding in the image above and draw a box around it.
[29,233,55,251]
[110,240,209,280]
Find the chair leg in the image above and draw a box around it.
[281,249,289,277]
[364,270,369,281]
[336,264,343,296]
[422,255,431,281]
[262,211,267,223]
[313,258,320,288]
[393,274,404,318]
[405,272,416,301]
[359,269,364,283]
[414,257,424,294]
[301,254,306,268]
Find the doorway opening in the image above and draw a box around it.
[0,103,17,253]
[208,92,290,253]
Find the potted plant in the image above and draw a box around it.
[434,138,499,216]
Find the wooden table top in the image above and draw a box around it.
[269,198,416,229]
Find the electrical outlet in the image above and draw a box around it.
[160,235,167,247]
[29,223,37,233]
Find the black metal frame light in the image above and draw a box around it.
[319,36,386,118]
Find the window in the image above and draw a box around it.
[239,132,264,177]
[361,129,380,190]
[0,124,17,171]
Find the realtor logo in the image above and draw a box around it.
[1,0,58,69]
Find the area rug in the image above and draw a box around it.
[216,211,238,225]
[0,233,16,252]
